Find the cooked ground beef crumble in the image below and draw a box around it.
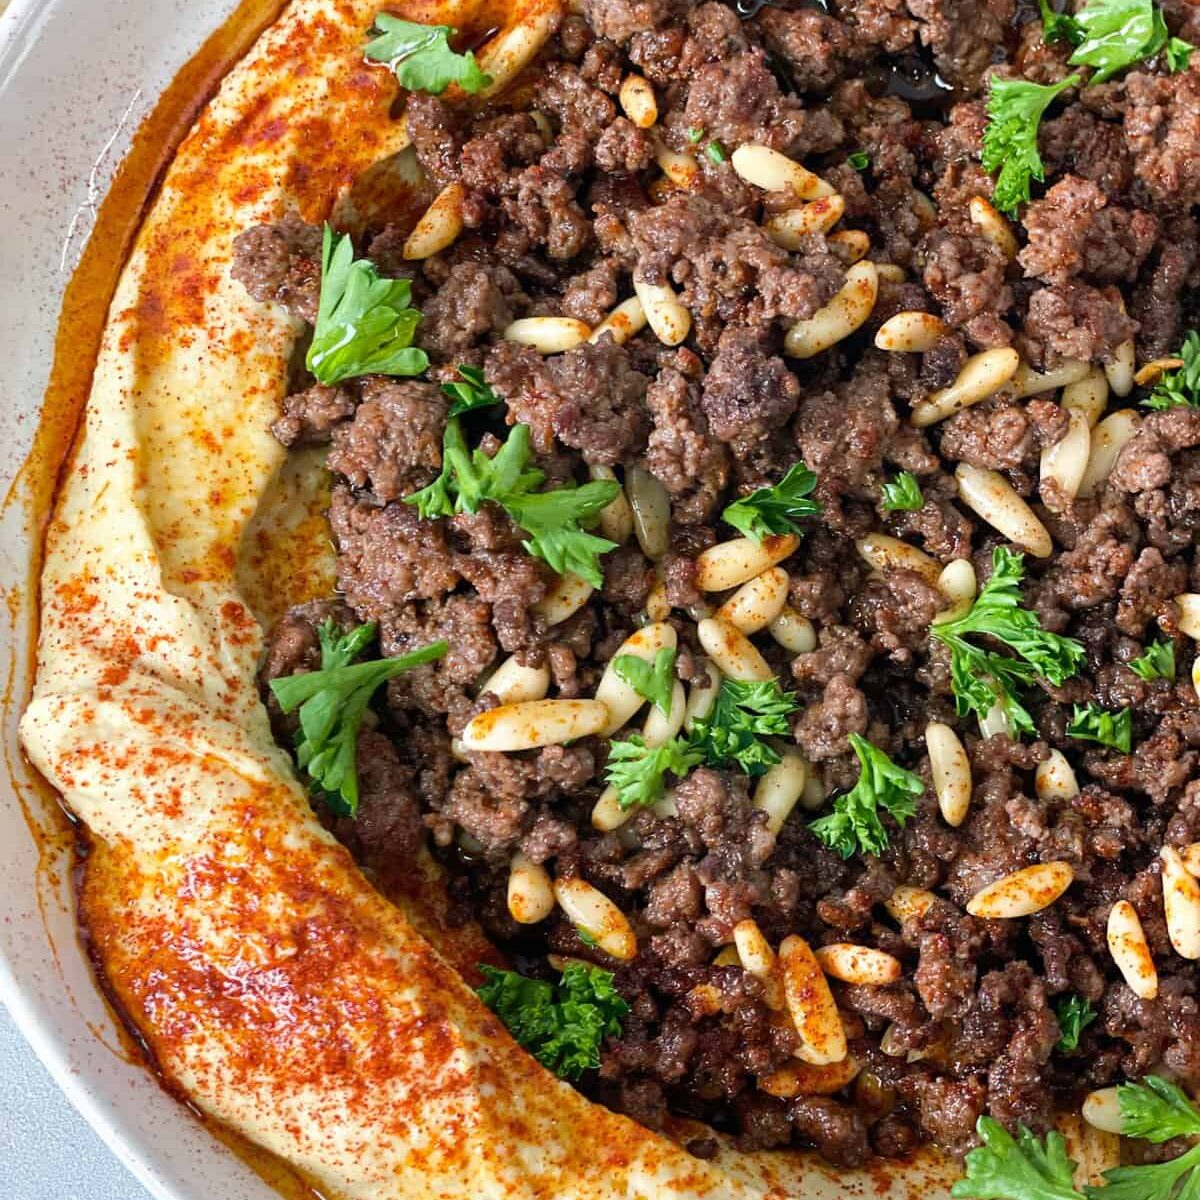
[238,0,1200,1169]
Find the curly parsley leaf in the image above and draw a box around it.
[443,364,502,417]
[1067,0,1194,84]
[722,462,821,542]
[1129,639,1176,681]
[690,678,799,776]
[931,547,1086,737]
[604,734,705,811]
[881,471,925,512]
[1039,0,1085,44]
[306,225,428,385]
[1143,330,1200,410]
[364,15,492,95]
[476,962,628,1080]
[1054,995,1097,1052]
[1066,703,1132,753]
[810,734,923,858]
[269,622,447,816]
[982,74,1081,215]
[613,647,677,716]
[953,1117,1083,1200]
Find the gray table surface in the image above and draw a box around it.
[0,1004,153,1200]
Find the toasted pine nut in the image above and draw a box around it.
[733,920,786,1009]
[1105,340,1136,398]
[1078,409,1141,498]
[885,886,936,923]
[1161,846,1200,960]
[696,534,799,593]
[596,622,678,735]
[828,229,870,265]
[765,195,846,249]
[625,464,671,560]
[474,10,561,100]
[784,261,878,360]
[1040,406,1091,501]
[644,576,671,622]
[1035,749,1080,801]
[935,559,977,625]
[618,73,657,128]
[769,606,816,653]
[779,935,848,1065]
[875,263,906,282]
[689,982,724,1015]
[855,532,942,585]
[713,945,742,967]
[643,679,686,746]
[461,698,610,751]
[553,877,638,960]
[979,699,1014,740]
[1177,594,1200,640]
[591,785,629,833]
[910,347,1021,426]
[717,567,790,634]
[967,861,1074,919]
[968,195,1018,260]
[403,181,466,260]
[697,617,773,682]
[1182,842,1200,877]
[800,773,826,812]
[754,749,808,835]
[875,311,947,353]
[684,662,722,732]
[1134,357,1185,387]
[955,464,1053,558]
[508,853,555,924]
[760,1056,860,1098]
[730,143,834,199]
[632,272,691,346]
[504,316,591,354]
[1009,359,1091,400]
[1082,1089,1124,1136]
[653,135,698,188]
[1107,899,1157,999]
[926,721,971,827]
[480,655,551,705]
[589,465,634,544]
[1062,368,1109,427]
[589,296,647,347]
[534,571,594,625]
[815,943,902,986]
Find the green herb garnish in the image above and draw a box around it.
[576,927,599,947]
[269,622,447,815]
[442,364,502,417]
[613,647,677,716]
[809,734,923,858]
[722,462,821,543]
[1039,0,1086,44]
[364,14,492,95]
[604,734,704,811]
[476,962,628,1080]
[881,471,925,512]
[1054,995,1097,1052]
[705,140,727,164]
[953,1117,1082,1200]
[1129,639,1176,681]
[1143,331,1200,410]
[1066,703,1132,752]
[848,150,870,170]
[1067,0,1193,84]
[690,678,799,777]
[687,127,705,144]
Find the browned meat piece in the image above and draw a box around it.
[230,214,322,323]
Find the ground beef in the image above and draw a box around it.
[700,330,800,451]
[418,262,525,363]
[230,214,322,323]
[270,383,357,447]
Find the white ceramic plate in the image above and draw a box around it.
[0,2,282,1196]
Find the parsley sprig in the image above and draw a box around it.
[604,735,704,811]
[882,471,925,512]
[476,962,628,1080]
[1054,995,1097,1052]
[269,621,447,815]
[405,420,619,586]
[953,1117,1082,1200]
[689,678,799,776]
[613,647,677,716]
[364,15,492,95]
[1066,703,1132,752]
[931,547,1086,737]
[722,463,821,542]
[1129,639,1176,681]
[1143,331,1200,410]
[810,734,923,858]
[442,364,502,417]
[1057,0,1194,84]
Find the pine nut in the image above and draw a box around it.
[1035,749,1080,801]
[504,316,591,354]
[769,606,816,653]
[1077,409,1141,498]
[684,662,722,732]
[553,877,638,961]
[978,698,1014,740]
[403,181,466,260]
[955,464,1053,558]
[688,982,724,1015]
[1082,1089,1124,1135]
[589,465,634,544]
[765,195,846,249]
[733,920,786,1009]
[618,73,657,128]
[814,943,902,986]
[533,571,594,625]
[625,464,671,560]
[800,773,826,812]
[968,195,1018,260]
[1134,357,1186,388]
[713,945,742,967]
[589,296,647,347]
[461,698,610,751]
[754,749,808,835]
[645,578,671,622]
[875,310,947,353]
[479,655,551,705]
[716,567,790,634]
[642,679,686,745]
[591,785,628,832]
[966,861,1074,919]
[632,272,691,346]
[1040,406,1092,501]
[855,532,942,585]
[547,953,590,973]
[697,616,773,682]
[926,721,971,827]
[507,853,555,924]
[1181,842,1200,877]
[1062,368,1109,427]
[934,558,977,625]
[875,263,906,282]
[1105,341,1136,397]
[910,347,1021,426]
[885,886,936,923]
[779,934,848,1065]
[730,143,833,199]
[652,135,698,188]
[784,261,878,359]
[1193,656,1200,704]
[1107,899,1157,998]
[696,534,799,592]
[473,10,561,99]
[1009,359,1091,399]
[760,1056,860,1098]
[828,229,870,264]
[1177,594,1200,640]
[1161,846,1200,960]
[596,621,678,735]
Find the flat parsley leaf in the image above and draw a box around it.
[1054,995,1097,1052]
[1166,35,1194,70]
[1039,0,1086,44]
[364,15,491,95]
[931,547,1086,737]
[689,678,799,776]
[953,1117,1083,1200]
[613,647,677,716]
[307,225,429,385]
[881,471,925,512]
[982,74,1081,215]
[1143,330,1200,410]
[1068,0,1194,83]
[1066,703,1132,753]
[269,622,447,815]
[442,364,502,417]
[809,734,923,858]
[848,150,870,170]
[476,962,628,1080]
[722,462,821,542]
[604,734,704,811]
[1129,639,1176,681]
